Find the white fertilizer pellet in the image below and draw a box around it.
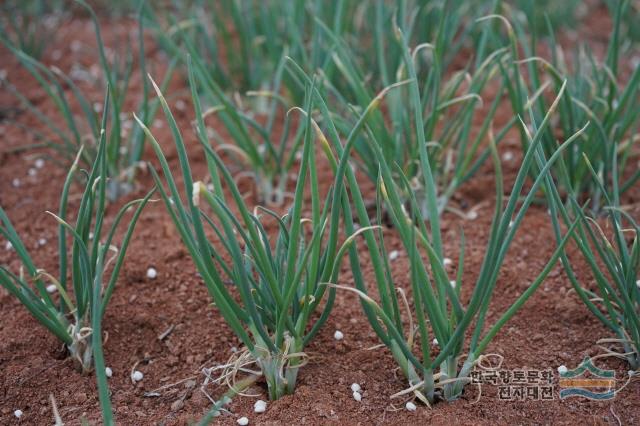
[146,268,157,279]
[132,370,144,382]
[254,400,267,413]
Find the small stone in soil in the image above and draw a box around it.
[5,241,13,251]
[443,257,453,266]
[352,391,362,402]
[237,417,249,425]
[28,168,37,177]
[146,267,157,279]
[171,399,184,412]
[12,178,21,188]
[35,159,45,169]
[46,284,57,294]
[38,238,47,246]
[105,367,113,378]
[14,409,23,419]
[406,401,417,411]
[350,383,361,393]
[333,330,344,341]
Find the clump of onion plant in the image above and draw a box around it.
[317,72,584,403]
[566,204,639,369]
[135,61,391,400]
[0,92,152,376]
[540,149,640,370]
[0,0,63,59]
[143,18,310,206]
[300,12,518,221]
[143,0,364,97]
[0,0,174,200]
[496,0,640,211]
[146,1,522,213]
[187,52,306,205]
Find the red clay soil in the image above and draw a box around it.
[1,11,640,426]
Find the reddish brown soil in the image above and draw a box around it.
[1,9,640,426]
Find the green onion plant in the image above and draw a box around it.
[135,61,388,400]
[144,9,314,205]
[0,0,175,200]
[536,131,640,371]
[500,0,640,211]
[145,0,496,98]
[0,91,152,377]
[551,199,639,370]
[0,0,65,59]
[603,0,640,43]
[147,1,523,214]
[144,0,362,98]
[510,0,582,36]
[188,52,306,205]
[321,77,584,404]
[306,15,518,219]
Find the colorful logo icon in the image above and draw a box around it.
[558,357,616,400]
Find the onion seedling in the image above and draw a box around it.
[606,0,640,43]
[135,61,388,400]
[305,64,583,403]
[0,92,152,425]
[537,137,640,370]
[147,1,522,212]
[287,16,519,221]
[576,207,640,369]
[0,0,64,59]
[186,51,306,205]
[511,0,583,36]
[144,15,311,205]
[144,0,361,99]
[145,0,498,100]
[0,0,175,200]
[499,0,640,211]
